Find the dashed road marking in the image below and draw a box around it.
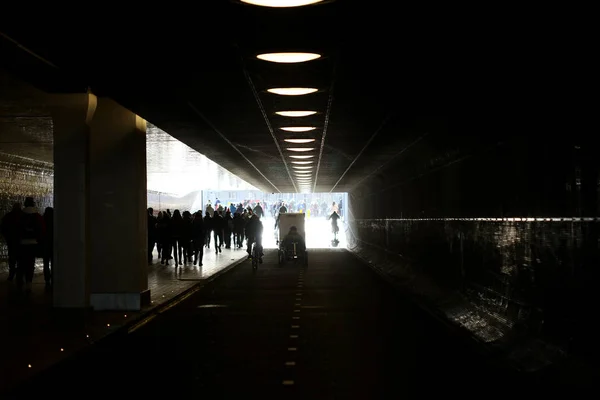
[288,347,297,351]
[282,380,295,385]
[285,361,296,366]
[293,316,300,319]
[290,335,299,338]
[291,325,300,328]
[294,309,300,312]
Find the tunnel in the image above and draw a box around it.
[0,1,598,396]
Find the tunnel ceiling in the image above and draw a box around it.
[0,1,461,194]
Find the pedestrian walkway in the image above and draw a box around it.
[0,245,248,393]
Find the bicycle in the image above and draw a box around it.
[278,241,308,266]
[251,241,262,270]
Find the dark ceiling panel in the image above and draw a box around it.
[1,0,451,194]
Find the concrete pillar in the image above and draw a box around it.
[88,97,150,310]
[50,93,97,308]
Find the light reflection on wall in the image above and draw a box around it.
[146,124,257,196]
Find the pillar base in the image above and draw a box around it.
[90,289,151,311]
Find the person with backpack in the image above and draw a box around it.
[17,197,45,291]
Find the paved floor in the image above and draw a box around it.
[3,249,566,399]
[0,245,247,392]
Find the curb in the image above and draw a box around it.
[126,256,248,333]
[1,256,248,395]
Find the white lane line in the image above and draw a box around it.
[283,380,295,385]
[290,335,299,338]
[285,361,296,366]
[288,347,297,351]
[291,325,300,328]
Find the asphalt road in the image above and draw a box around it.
[5,249,556,399]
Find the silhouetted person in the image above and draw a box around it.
[233,212,245,249]
[204,211,212,249]
[171,210,183,266]
[328,210,340,241]
[224,210,233,249]
[1,202,22,281]
[158,212,172,265]
[17,197,45,291]
[253,202,264,218]
[181,211,194,263]
[281,225,306,254]
[43,207,54,286]
[212,211,224,254]
[191,211,205,266]
[147,208,157,264]
[245,214,264,262]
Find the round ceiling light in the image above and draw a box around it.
[276,111,317,117]
[284,138,316,144]
[280,127,316,132]
[291,160,313,164]
[257,52,321,63]
[268,88,318,96]
[241,0,324,6]
[289,155,314,159]
[287,148,314,152]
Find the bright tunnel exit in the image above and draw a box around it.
[241,193,348,250]
[199,191,348,250]
[146,123,348,250]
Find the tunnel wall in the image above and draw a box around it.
[347,135,599,372]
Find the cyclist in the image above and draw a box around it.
[281,226,306,255]
[328,210,340,241]
[245,214,264,263]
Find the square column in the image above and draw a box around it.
[88,97,150,310]
[50,93,96,308]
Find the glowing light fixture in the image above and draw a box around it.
[293,166,313,169]
[257,52,321,63]
[241,0,324,7]
[276,111,317,117]
[284,138,316,144]
[292,160,313,164]
[268,88,318,96]
[280,127,316,132]
[287,147,314,152]
[289,155,314,159]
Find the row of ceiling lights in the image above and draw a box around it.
[243,1,327,192]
